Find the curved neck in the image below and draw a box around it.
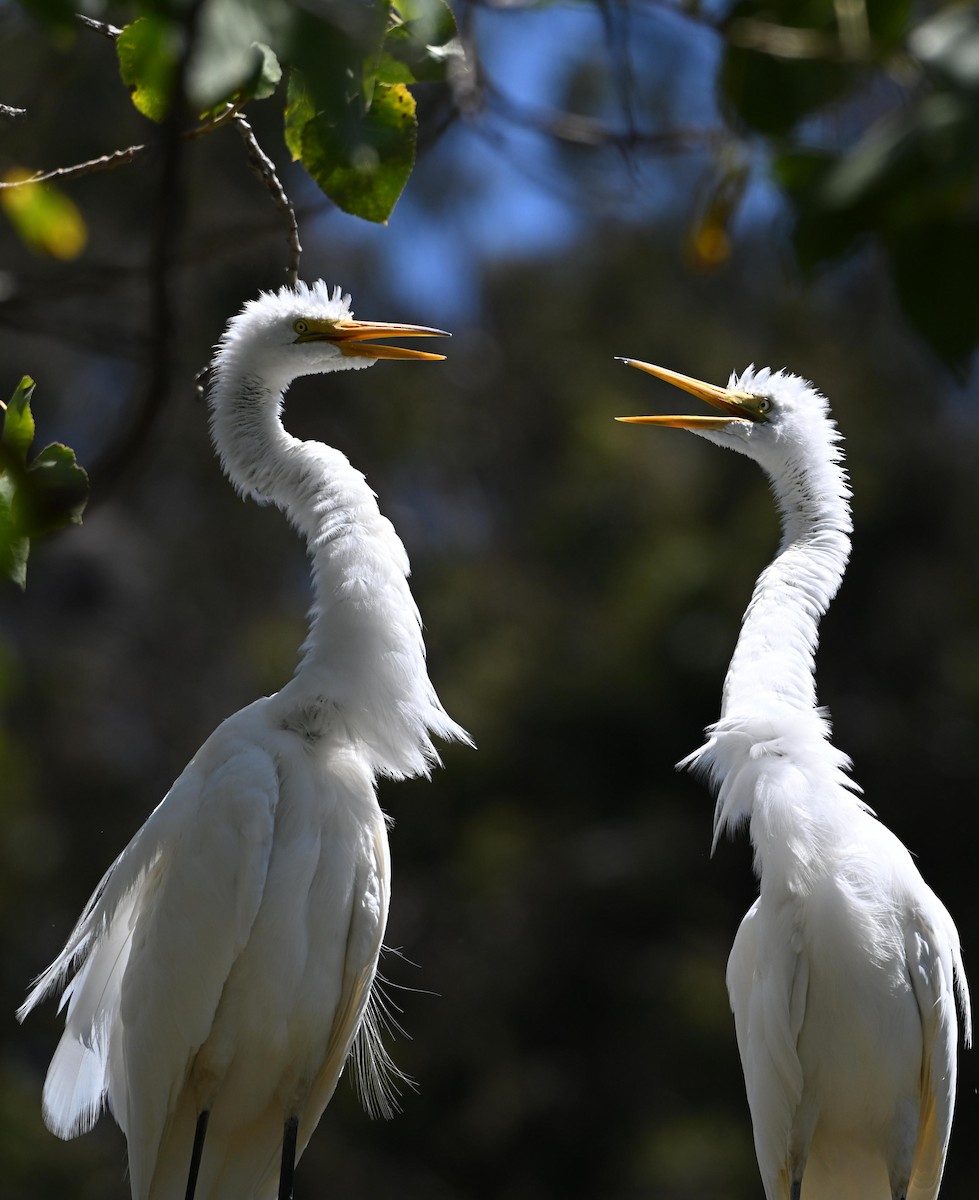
[208,368,466,779]
[210,370,302,504]
[721,445,851,719]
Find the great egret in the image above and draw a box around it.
[617,362,971,1200]
[19,281,470,1200]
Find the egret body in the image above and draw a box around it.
[20,282,470,1200]
[617,362,970,1200]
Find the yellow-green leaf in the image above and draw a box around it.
[0,377,87,589]
[117,16,180,123]
[0,475,29,588]
[287,79,417,223]
[0,172,87,260]
[1,377,36,466]
[283,71,316,162]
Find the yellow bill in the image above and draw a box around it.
[294,318,448,361]
[614,358,768,427]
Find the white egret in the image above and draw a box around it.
[617,362,971,1200]
[19,281,470,1200]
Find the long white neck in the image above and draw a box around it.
[683,384,861,852]
[721,439,851,721]
[209,366,468,779]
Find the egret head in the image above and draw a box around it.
[615,360,841,480]
[213,280,447,396]
[207,282,448,507]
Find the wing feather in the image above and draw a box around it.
[248,815,391,1198]
[302,815,390,1121]
[18,762,213,1139]
[37,886,140,1138]
[728,896,807,1200]
[120,746,278,1200]
[906,911,968,1200]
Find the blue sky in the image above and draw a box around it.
[304,1,760,325]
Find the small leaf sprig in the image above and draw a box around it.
[0,379,88,589]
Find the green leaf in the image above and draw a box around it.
[285,73,417,223]
[119,6,289,120]
[281,4,402,210]
[2,377,36,468]
[0,478,29,589]
[0,171,88,260]
[0,378,88,589]
[18,442,89,539]
[284,4,390,116]
[191,38,284,109]
[283,71,316,162]
[189,0,292,110]
[250,43,284,101]
[117,17,180,123]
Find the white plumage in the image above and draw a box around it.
[20,281,470,1200]
[618,361,970,1200]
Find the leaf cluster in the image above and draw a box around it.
[0,378,88,589]
[109,0,460,224]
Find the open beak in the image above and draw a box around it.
[295,319,448,361]
[614,359,764,428]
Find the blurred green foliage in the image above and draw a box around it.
[721,0,979,370]
[0,171,87,259]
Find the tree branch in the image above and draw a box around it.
[0,103,246,192]
[0,145,148,189]
[231,112,302,287]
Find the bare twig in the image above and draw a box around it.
[0,104,244,192]
[231,112,302,287]
[186,103,245,140]
[190,115,303,400]
[0,145,148,189]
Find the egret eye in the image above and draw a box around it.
[293,319,309,336]
[757,396,773,415]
